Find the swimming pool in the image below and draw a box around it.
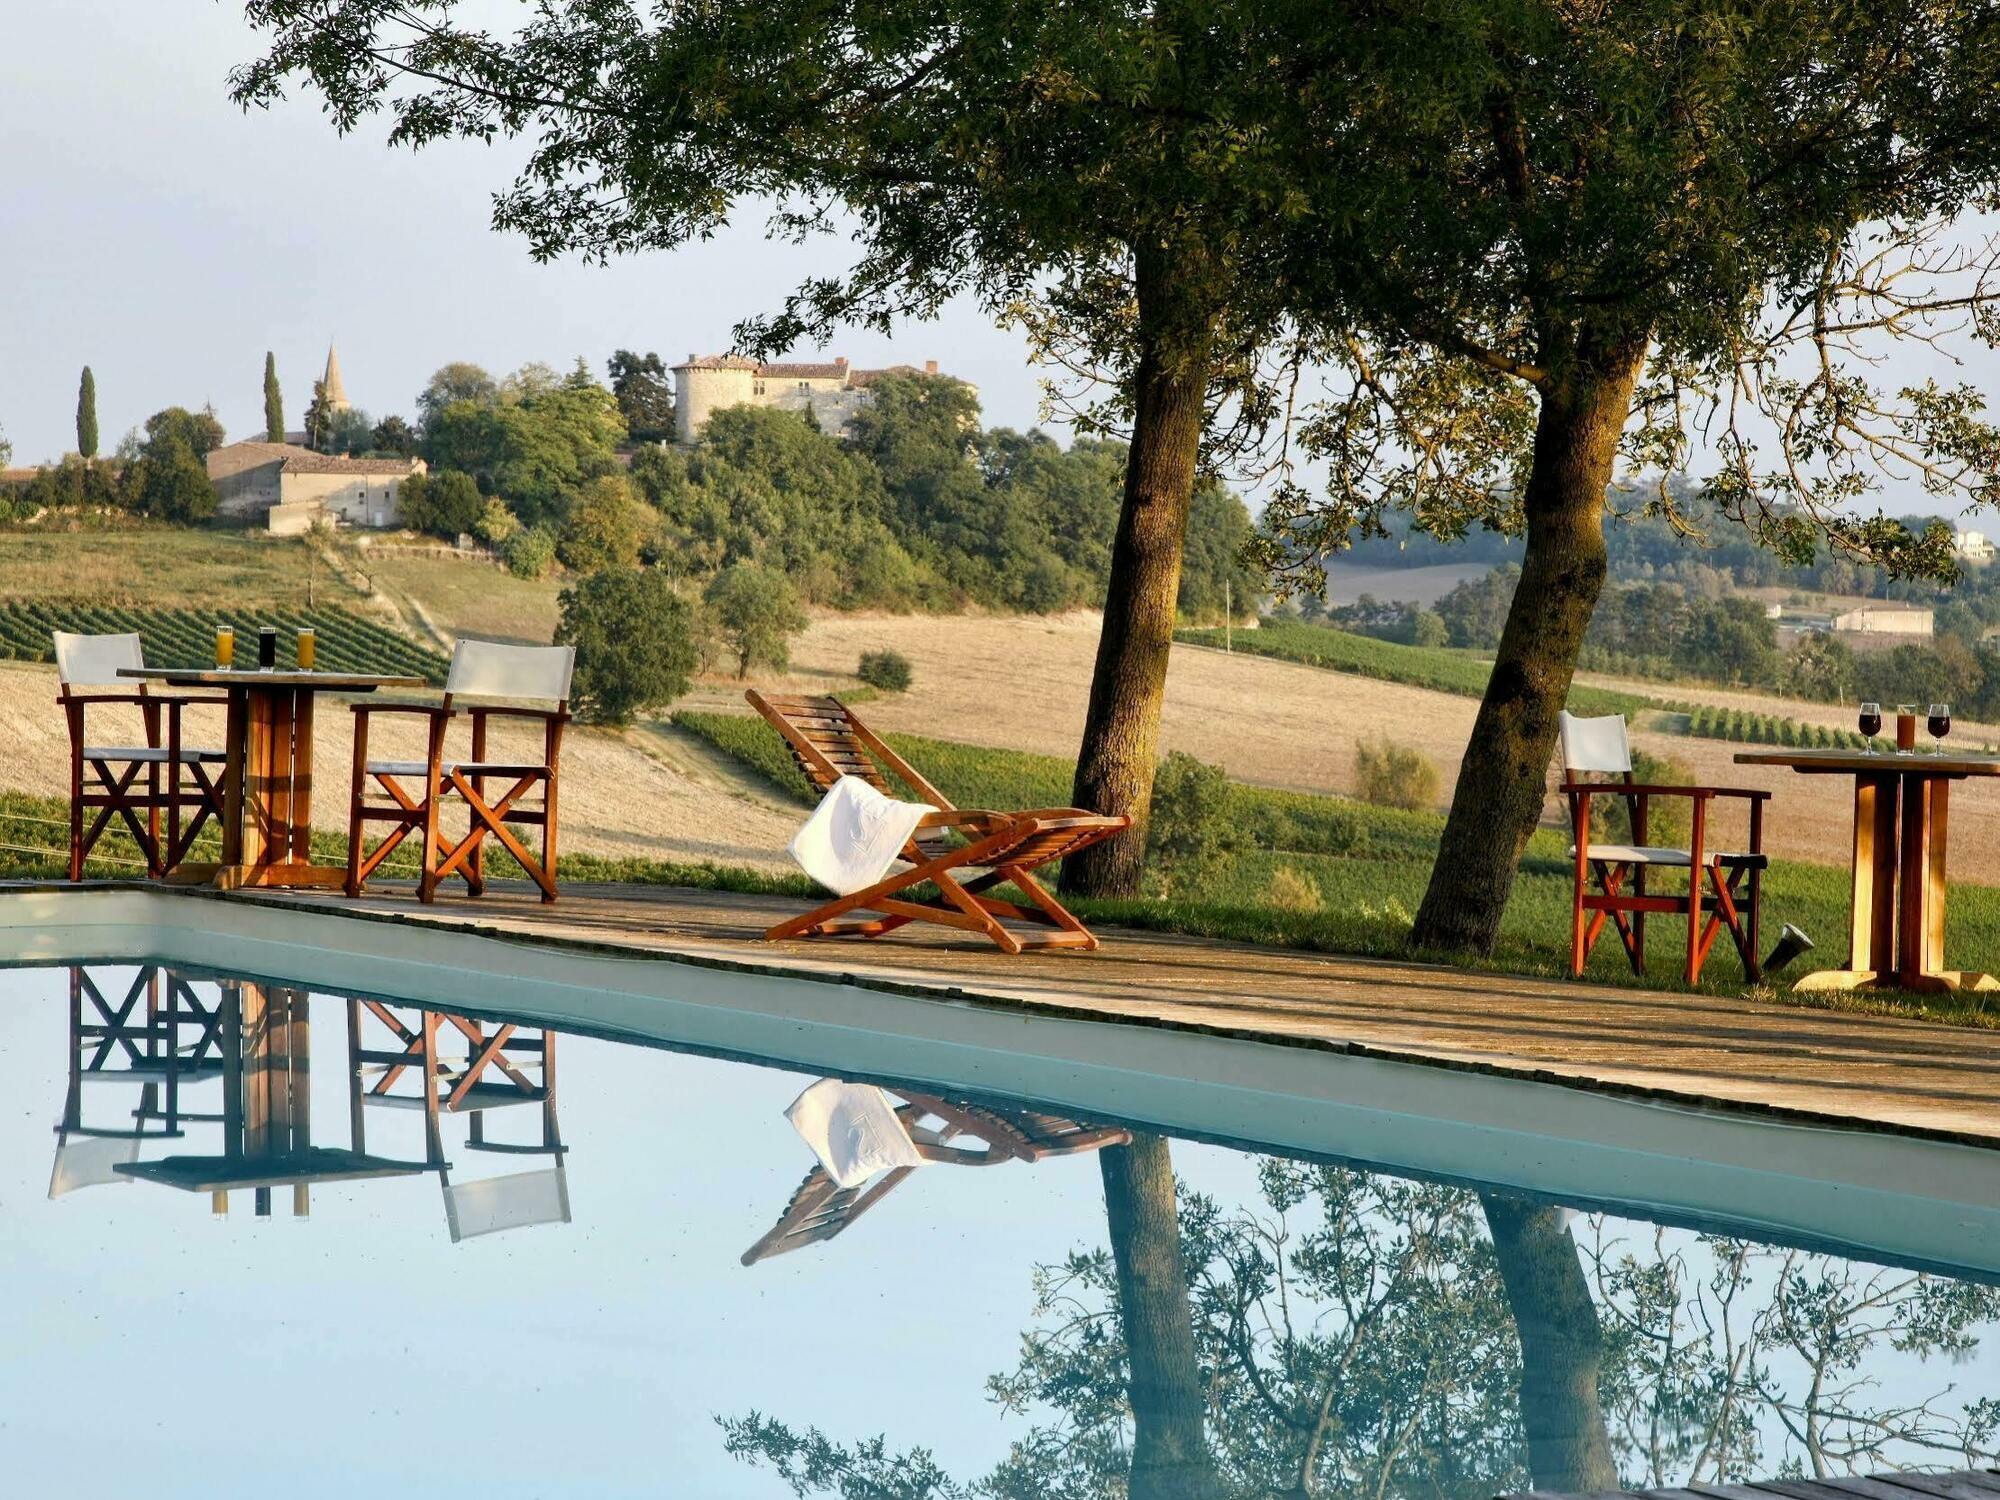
[3,939,1997,1495]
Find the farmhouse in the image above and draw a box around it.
[1831,603,1934,637]
[205,441,425,534]
[670,354,974,442]
[1955,528,1996,562]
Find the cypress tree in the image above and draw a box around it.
[263,351,284,441]
[76,366,97,460]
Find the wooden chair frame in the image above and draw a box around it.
[747,690,1130,954]
[347,696,569,903]
[60,683,225,880]
[1563,777,1770,985]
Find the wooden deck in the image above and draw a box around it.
[1502,1467,2000,1500]
[224,880,2000,1152]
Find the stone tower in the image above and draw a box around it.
[671,353,757,443]
[321,344,351,414]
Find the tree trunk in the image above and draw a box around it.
[1063,243,1214,898]
[1101,1133,1224,1500]
[1410,341,1648,954]
[1481,1191,1620,1492]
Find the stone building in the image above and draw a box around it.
[670,354,970,442]
[205,440,424,534]
[1831,603,1934,637]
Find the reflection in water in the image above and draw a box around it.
[26,965,2000,1496]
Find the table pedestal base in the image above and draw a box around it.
[1794,966,1999,995]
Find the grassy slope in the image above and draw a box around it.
[0,529,347,609]
[675,709,2000,1026]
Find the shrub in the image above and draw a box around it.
[1411,609,1449,649]
[857,648,913,693]
[557,474,653,572]
[705,562,808,678]
[1354,737,1440,811]
[473,496,520,547]
[504,524,557,579]
[555,568,701,725]
[1585,748,1695,847]
[1265,865,1324,913]
[399,468,484,539]
[1145,750,1240,894]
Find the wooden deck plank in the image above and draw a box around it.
[189,880,2000,1150]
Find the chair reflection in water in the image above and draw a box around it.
[742,1084,1130,1265]
[347,999,569,1241]
[50,965,229,1198]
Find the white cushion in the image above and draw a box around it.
[84,745,225,764]
[54,631,144,688]
[1573,843,1760,867]
[1559,711,1632,774]
[48,1134,140,1197]
[366,759,546,778]
[446,640,574,702]
[785,1078,926,1189]
[443,1167,570,1241]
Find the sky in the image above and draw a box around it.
[0,2,1051,468]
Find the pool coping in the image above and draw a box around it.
[8,881,2000,1278]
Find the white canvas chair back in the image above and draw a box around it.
[442,1164,570,1241]
[445,639,574,703]
[1558,712,1632,776]
[53,631,144,690]
[48,1132,141,1198]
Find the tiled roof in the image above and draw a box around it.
[845,364,926,389]
[206,441,309,480]
[757,361,849,380]
[280,453,419,476]
[673,354,758,371]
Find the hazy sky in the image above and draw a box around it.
[0,2,1050,467]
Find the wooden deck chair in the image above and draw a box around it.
[741,1089,1131,1264]
[746,690,1130,954]
[1560,711,1770,985]
[55,632,225,880]
[347,640,575,903]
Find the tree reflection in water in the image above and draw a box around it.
[724,1144,2000,1499]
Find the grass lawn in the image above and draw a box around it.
[0,528,360,610]
[360,544,562,643]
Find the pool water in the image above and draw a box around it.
[2,962,1996,1497]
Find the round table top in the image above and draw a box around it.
[1734,747,2000,776]
[117,667,428,691]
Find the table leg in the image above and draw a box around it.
[1796,771,1898,992]
[291,690,315,864]
[1897,770,1930,985]
[221,689,247,867]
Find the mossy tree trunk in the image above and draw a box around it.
[1063,241,1215,898]
[1410,337,1648,954]
[1481,1191,1620,1492]
[1101,1132,1224,1500]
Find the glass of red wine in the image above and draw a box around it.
[1929,702,1951,756]
[1858,701,1882,753]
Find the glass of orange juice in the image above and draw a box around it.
[297,627,317,671]
[215,626,235,669]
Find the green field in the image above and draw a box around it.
[676,708,2000,1023]
[0,529,361,609]
[0,601,448,682]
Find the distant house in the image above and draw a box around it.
[205,441,425,534]
[1832,603,1934,637]
[670,354,975,442]
[1955,528,1995,562]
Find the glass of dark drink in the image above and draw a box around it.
[1858,701,1882,752]
[1929,703,1951,755]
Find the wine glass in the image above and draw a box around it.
[1929,702,1952,756]
[1858,700,1882,753]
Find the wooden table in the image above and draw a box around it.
[1736,747,2000,993]
[119,667,426,891]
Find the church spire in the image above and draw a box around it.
[321,343,351,413]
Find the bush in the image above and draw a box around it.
[557,474,653,572]
[555,568,702,725]
[1146,750,1240,894]
[1585,748,1694,847]
[398,468,483,539]
[1266,865,1324,913]
[705,562,808,678]
[1411,609,1449,649]
[473,496,520,547]
[503,524,557,579]
[1354,737,1440,811]
[857,648,913,693]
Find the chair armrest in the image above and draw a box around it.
[465,703,571,724]
[915,809,1007,832]
[351,698,452,718]
[1561,782,1745,800]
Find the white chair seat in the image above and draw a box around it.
[1573,843,1765,867]
[366,759,546,779]
[83,744,225,764]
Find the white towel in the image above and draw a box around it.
[785,1078,927,1188]
[789,775,936,896]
